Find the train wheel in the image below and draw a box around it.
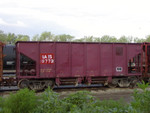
[29,81,45,91]
[18,79,29,89]
[108,83,117,88]
[130,79,141,88]
[45,80,55,89]
[118,79,130,87]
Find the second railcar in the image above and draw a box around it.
[16,42,148,90]
[0,42,4,82]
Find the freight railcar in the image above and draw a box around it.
[3,45,16,73]
[16,41,150,90]
[0,44,17,86]
[0,42,4,82]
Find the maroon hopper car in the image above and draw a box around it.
[16,42,150,90]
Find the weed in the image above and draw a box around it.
[131,81,150,113]
[3,88,37,113]
[33,87,67,113]
[1,81,150,113]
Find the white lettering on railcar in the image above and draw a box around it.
[40,53,54,64]
[116,67,123,72]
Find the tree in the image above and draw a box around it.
[118,36,133,43]
[54,34,74,42]
[134,37,145,43]
[84,36,94,42]
[145,35,150,42]
[94,37,101,42]
[32,34,39,41]
[0,30,7,43]
[32,32,54,41]
[15,35,30,42]
[73,36,99,42]
[40,32,54,41]
[0,30,30,44]
[101,35,110,42]
[73,38,85,42]
[100,35,117,42]
[7,33,16,44]
[109,36,118,42]
[7,34,30,44]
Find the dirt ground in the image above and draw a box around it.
[54,88,134,103]
[92,90,133,103]
[0,87,136,103]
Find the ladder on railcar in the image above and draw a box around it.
[142,43,150,78]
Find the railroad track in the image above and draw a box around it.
[0,86,19,92]
[53,85,110,92]
[0,85,102,92]
[0,84,133,93]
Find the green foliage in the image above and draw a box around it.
[63,91,94,109]
[1,88,37,113]
[118,36,133,43]
[32,32,54,41]
[134,37,146,43]
[137,80,149,90]
[32,32,74,42]
[3,85,150,113]
[131,81,150,113]
[32,87,67,113]
[1,29,150,43]
[7,33,17,44]
[40,32,54,41]
[96,99,125,109]
[73,38,85,42]
[15,34,30,42]
[54,34,74,42]
[145,35,150,42]
[63,91,93,105]
[0,97,4,112]
[100,35,117,42]
[0,30,7,43]
[0,30,30,44]
[83,36,95,42]
[91,99,132,113]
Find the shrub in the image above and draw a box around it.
[0,97,4,112]
[61,91,100,113]
[131,81,150,113]
[33,87,67,113]
[92,99,131,113]
[2,81,150,113]
[3,88,37,113]
[63,91,94,107]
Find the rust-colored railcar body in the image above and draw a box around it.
[16,42,150,90]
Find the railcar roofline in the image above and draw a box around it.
[16,41,142,45]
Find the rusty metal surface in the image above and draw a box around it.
[141,42,150,77]
[16,42,143,80]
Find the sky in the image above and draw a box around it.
[0,0,150,39]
